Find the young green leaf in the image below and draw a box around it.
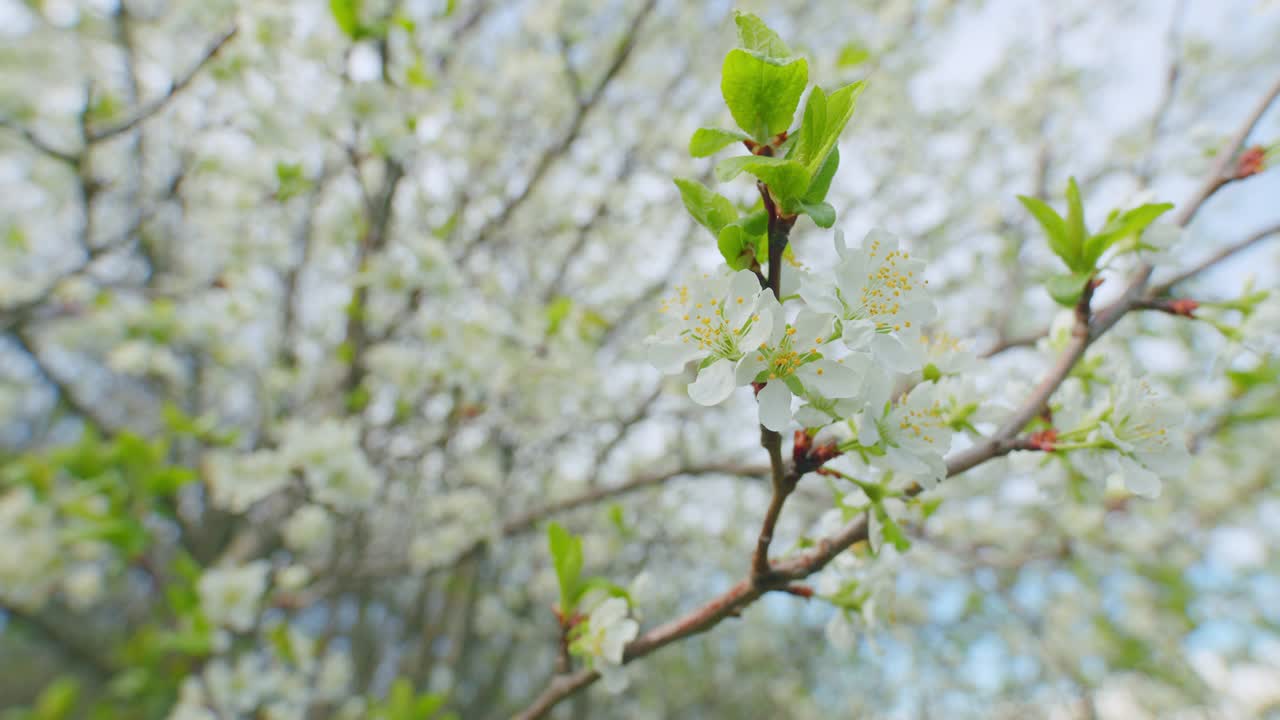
[797,200,836,228]
[717,224,758,270]
[714,155,809,200]
[837,42,871,67]
[578,576,634,605]
[545,296,573,335]
[733,11,794,61]
[1064,177,1088,263]
[689,127,750,157]
[673,178,738,234]
[1082,202,1175,266]
[330,0,362,38]
[1046,271,1094,307]
[720,49,808,142]
[1017,195,1078,270]
[803,146,840,204]
[785,82,864,206]
[875,505,912,553]
[547,522,584,613]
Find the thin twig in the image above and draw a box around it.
[87,27,238,143]
[1149,221,1280,296]
[456,0,658,262]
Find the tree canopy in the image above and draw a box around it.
[2,1,1279,718]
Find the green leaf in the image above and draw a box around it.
[274,162,311,202]
[1082,202,1175,266]
[673,178,738,234]
[607,504,630,536]
[786,83,865,199]
[346,385,371,412]
[714,155,809,200]
[837,42,871,67]
[739,208,769,236]
[578,576,633,605]
[269,624,297,665]
[874,504,911,552]
[1065,177,1088,260]
[33,678,79,720]
[414,693,448,719]
[716,225,757,270]
[803,146,840,203]
[720,49,808,142]
[330,0,361,38]
[689,127,749,157]
[797,200,836,228]
[545,296,573,335]
[4,225,27,251]
[733,11,794,61]
[547,522,584,613]
[1046,271,1093,307]
[1017,195,1078,271]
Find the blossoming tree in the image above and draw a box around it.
[2,1,1279,718]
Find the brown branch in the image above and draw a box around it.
[0,118,78,165]
[1172,72,1280,228]
[86,27,238,144]
[512,436,1035,720]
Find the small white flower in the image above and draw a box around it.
[801,230,935,372]
[1056,377,1188,498]
[315,649,354,701]
[205,450,290,514]
[275,565,311,591]
[646,269,774,406]
[282,505,334,554]
[62,564,105,610]
[575,597,639,693]
[198,561,271,633]
[856,383,952,487]
[735,298,867,431]
[167,677,216,720]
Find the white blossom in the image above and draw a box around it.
[735,298,867,431]
[198,561,272,633]
[800,230,935,372]
[646,269,774,406]
[574,597,639,693]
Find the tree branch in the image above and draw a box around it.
[86,27,238,144]
[512,64,1280,720]
[456,0,658,262]
[512,435,1035,720]
[1171,71,1280,228]
[1149,221,1280,296]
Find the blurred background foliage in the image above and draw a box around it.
[1,0,1280,718]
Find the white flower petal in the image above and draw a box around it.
[688,359,736,406]
[758,380,793,431]
[735,354,766,385]
[874,334,918,372]
[646,338,701,374]
[801,359,862,398]
[1120,461,1162,498]
[598,662,630,694]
